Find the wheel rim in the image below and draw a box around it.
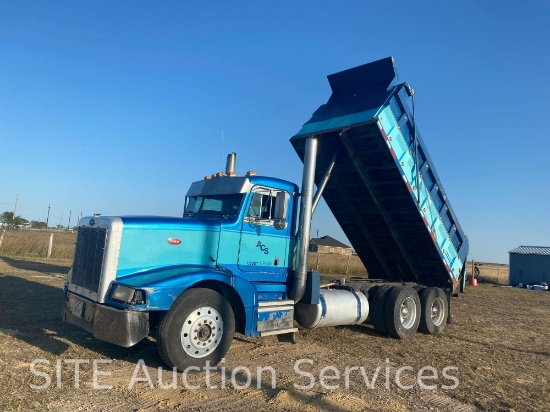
[400,296,417,329]
[181,306,223,358]
[431,297,445,326]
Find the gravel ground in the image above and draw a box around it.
[0,256,548,411]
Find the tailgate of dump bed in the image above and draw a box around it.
[290,57,468,288]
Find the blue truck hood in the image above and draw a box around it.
[115,215,224,280]
[119,215,234,229]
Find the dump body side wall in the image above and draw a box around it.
[376,86,468,281]
[290,59,468,288]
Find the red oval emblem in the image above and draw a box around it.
[167,238,181,245]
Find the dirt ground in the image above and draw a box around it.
[0,257,548,411]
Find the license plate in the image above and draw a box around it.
[72,299,84,318]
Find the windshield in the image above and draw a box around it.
[185,193,245,216]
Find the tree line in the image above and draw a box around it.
[1,211,47,230]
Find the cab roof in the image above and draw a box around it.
[186,175,297,197]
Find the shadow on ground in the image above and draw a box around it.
[0,256,356,412]
[0,257,162,367]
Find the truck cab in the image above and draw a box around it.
[185,174,296,279]
[63,168,300,369]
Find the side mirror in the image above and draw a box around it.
[274,218,286,230]
[274,192,288,219]
[273,192,288,230]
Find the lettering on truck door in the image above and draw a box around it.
[238,187,290,275]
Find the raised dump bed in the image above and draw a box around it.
[291,57,468,290]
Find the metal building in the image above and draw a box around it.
[508,246,550,286]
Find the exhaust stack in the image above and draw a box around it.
[290,137,318,302]
[225,152,237,175]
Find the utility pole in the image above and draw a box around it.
[67,210,72,229]
[46,204,51,229]
[59,212,63,231]
[12,194,18,220]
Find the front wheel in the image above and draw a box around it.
[157,288,235,371]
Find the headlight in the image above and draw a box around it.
[111,285,146,305]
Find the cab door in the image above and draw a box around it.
[238,186,290,279]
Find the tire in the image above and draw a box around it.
[369,285,392,335]
[384,286,420,339]
[360,285,374,299]
[418,287,448,335]
[157,288,235,371]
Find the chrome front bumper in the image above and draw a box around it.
[62,289,149,348]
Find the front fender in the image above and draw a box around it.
[109,264,259,337]
[111,265,234,309]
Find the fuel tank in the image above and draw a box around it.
[295,288,369,328]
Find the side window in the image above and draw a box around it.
[248,193,264,218]
[247,188,288,226]
[260,194,276,219]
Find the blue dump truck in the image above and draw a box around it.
[63,57,468,370]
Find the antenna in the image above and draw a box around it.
[221,131,224,169]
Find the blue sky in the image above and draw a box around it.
[0,1,548,264]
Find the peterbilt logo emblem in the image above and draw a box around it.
[167,238,182,245]
[89,219,95,226]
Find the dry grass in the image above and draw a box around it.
[0,230,76,260]
[465,261,509,285]
[308,251,368,277]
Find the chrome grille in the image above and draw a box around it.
[71,226,108,293]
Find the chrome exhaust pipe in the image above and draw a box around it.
[290,137,318,302]
[225,152,236,175]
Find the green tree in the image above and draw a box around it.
[30,220,47,229]
[0,211,26,229]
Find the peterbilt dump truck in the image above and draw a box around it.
[63,57,468,370]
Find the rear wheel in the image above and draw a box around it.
[369,285,392,335]
[418,287,448,334]
[384,286,420,339]
[157,288,235,371]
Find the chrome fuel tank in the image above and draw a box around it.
[295,288,369,328]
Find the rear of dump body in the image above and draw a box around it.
[291,57,468,289]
